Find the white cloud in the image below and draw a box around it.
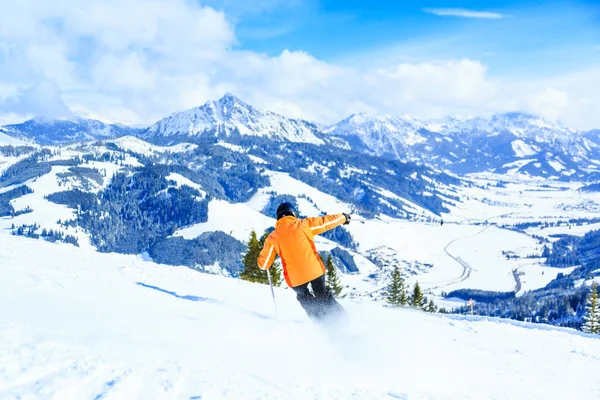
[528,89,569,121]
[423,8,505,19]
[0,0,599,131]
[1,81,73,119]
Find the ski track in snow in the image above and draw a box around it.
[1,233,600,400]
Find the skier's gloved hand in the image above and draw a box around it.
[342,213,351,225]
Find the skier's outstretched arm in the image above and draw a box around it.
[306,213,350,235]
[257,236,277,270]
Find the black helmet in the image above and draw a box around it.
[276,202,298,220]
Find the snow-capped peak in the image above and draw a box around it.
[324,112,433,155]
[142,94,325,145]
[453,112,576,141]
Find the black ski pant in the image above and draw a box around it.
[291,274,340,321]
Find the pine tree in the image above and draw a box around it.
[410,281,426,308]
[400,280,408,306]
[325,254,344,297]
[426,299,437,313]
[582,283,600,334]
[259,232,282,286]
[270,259,283,287]
[386,266,406,307]
[239,230,269,284]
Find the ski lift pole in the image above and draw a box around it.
[267,269,280,321]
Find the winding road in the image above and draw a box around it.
[423,224,493,291]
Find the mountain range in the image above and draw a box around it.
[0,117,142,146]
[2,93,599,180]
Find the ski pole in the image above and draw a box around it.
[266,269,280,321]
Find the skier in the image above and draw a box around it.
[257,202,350,323]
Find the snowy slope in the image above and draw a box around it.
[245,170,354,217]
[0,156,130,249]
[107,136,198,155]
[143,93,325,145]
[511,140,538,157]
[174,199,274,243]
[0,131,26,145]
[1,233,599,400]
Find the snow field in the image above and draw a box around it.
[174,199,274,243]
[108,136,198,155]
[245,170,354,217]
[1,233,599,399]
[0,131,26,145]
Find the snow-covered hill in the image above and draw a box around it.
[142,93,326,145]
[0,117,141,145]
[1,232,599,399]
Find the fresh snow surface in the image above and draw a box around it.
[245,171,353,217]
[502,159,536,170]
[516,263,577,295]
[0,165,98,249]
[247,154,268,164]
[108,136,198,155]
[527,222,600,239]
[1,233,599,400]
[441,174,600,225]
[511,140,538,157]
[371,186,437,218]
[215,141,246,153]
[441,226,539,292]
[165,173,206,197]
[548,160,566,172]
[174,199,274,243]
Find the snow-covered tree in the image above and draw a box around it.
[582,283,600,334]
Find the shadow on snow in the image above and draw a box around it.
[135,281,286,322]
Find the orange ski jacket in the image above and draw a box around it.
[257,214,347,288]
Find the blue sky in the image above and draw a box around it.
[212,0,600,75]
[0,0,599,129]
